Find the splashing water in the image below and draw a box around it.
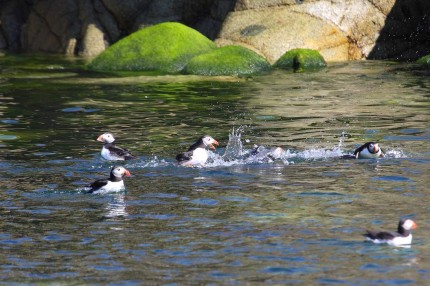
[222,126,245,161]
[338,131,347,148]
[87,130,407,169]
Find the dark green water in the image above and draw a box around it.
[1,55,429,284]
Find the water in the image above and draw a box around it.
[1,55,429,284]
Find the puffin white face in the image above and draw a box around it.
[367,143,379,154]
[202,135,219,150]
[111,166,131,178]
[97,132,115,143]
[402,219,417,230]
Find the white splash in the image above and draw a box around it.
[384,148,407,158]
[222,126,245,161]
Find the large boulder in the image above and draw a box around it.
[274,48,326,72]
[215,5,352,63]
[184,45,271,76]
[87,22,217,73]
[217,0,430,62]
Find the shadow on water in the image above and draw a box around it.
[367,0,430,60]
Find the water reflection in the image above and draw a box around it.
[0,57,429,284]
[103,193,128,219]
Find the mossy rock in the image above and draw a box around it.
[274,48,326,72]
[87,22,216,73]
[184,45,271,76]
[417,54,430,66]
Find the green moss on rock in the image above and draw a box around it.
[274,48,326,72]
[417,54,430,65]
[87,22,216,73]
[184,45,271,76]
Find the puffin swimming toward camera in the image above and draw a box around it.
[86,166,131,194]
[354,142,384,159]
[97,132,136,161]
[364,218,417,246]
[176,135,219,167]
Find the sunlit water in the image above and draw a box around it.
[0,56,429,284]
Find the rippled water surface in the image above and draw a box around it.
[1,56,429,284]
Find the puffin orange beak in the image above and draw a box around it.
[374,144,379,152]
[209,140,219,150]
[97,134,104,142]
[412,221,417,229]
[124,169,131,177]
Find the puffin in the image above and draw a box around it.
[86,166,131,194]
[176,135,219,167]
[250,145,285,162]
[353,142,384,159]
[97,132,136,161]
[364,218,417,246]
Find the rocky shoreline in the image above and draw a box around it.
[0,0,429,61]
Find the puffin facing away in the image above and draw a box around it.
[354,142,384,159]
[251,145,285,162]
[176,135,219,167]
[87,166,131,194]
[364,218,417,246]
[97,132,136,161]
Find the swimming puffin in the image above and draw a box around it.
[176,135,219,167]
[364,218,417,246]
[87,166,131,194]
[97,132,136,161]
[250,145,285,162]
[354,142,384,159]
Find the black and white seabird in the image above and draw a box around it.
[364,218,417,246]
[97,132,136,161]
[176,135,219,167]
[250,145,285,162]
[87,166,131,194]
[354,142,384,159]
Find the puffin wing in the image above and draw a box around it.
[353,144,367,158]
[109,145,136,160]
[176,151,193,164]
[88,178,109,193]
[364,230,396,241]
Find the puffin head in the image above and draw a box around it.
[367,142,380,154]
[97,132,115,144]
[202,135,219,150]
[270,147,285,159]
[111,166,131,179]
[399,218,417,231]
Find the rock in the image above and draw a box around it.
[215,6,351,63]
[87,22,217,73]
[0,0,32,51]
[79,24,107,57]
[77,0,114,57]
[274,49,326,72]
[0,31,7,50]
[217,0,430,61]
[1,0,429,61]
[21,0,81,54]
[184,45,271,76]
[7,0,233,56]
[417,55,430,66]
